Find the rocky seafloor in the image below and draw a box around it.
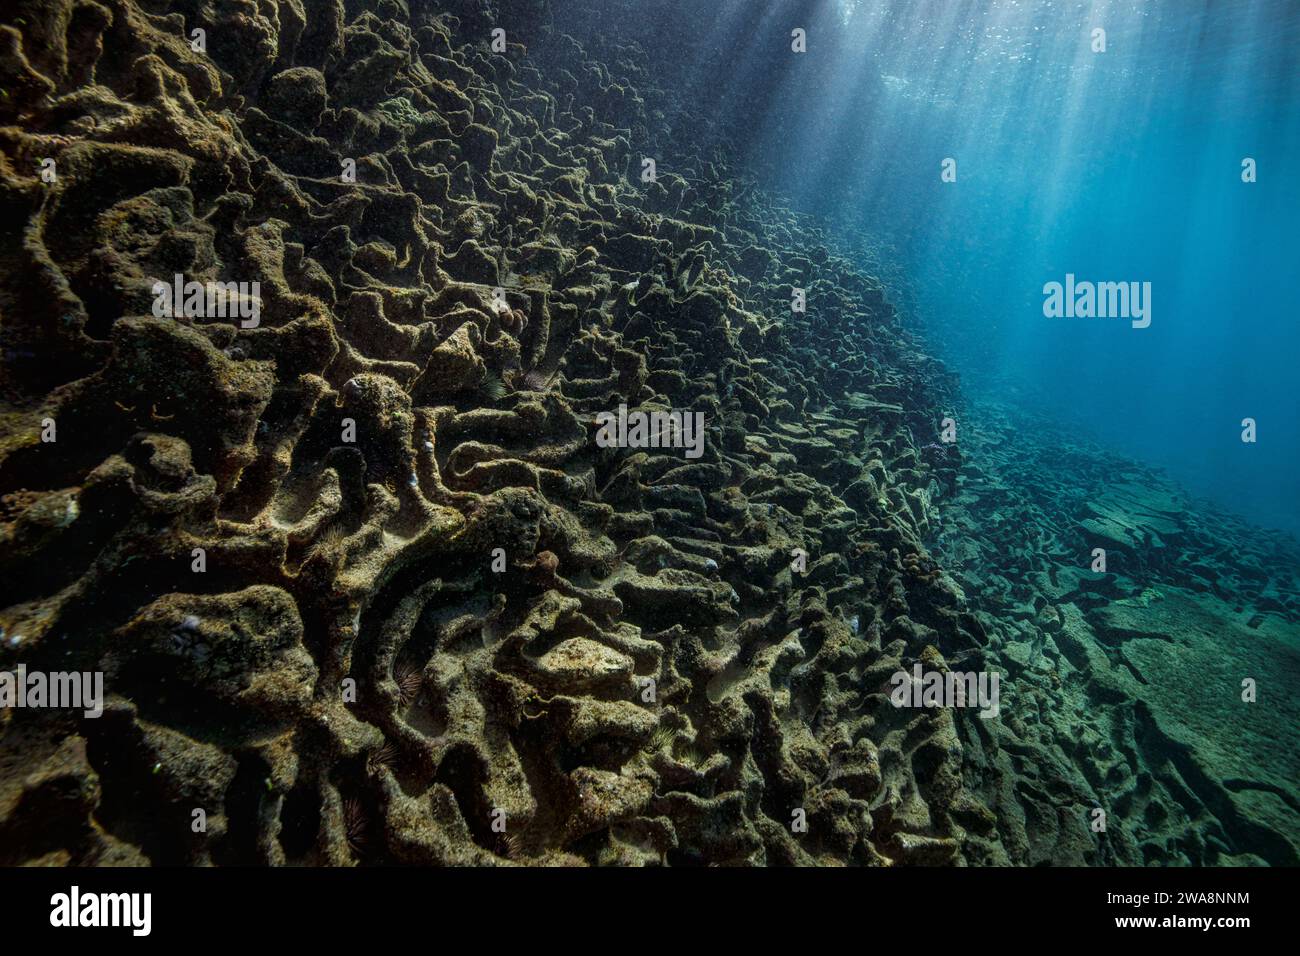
[0,0,1296,867]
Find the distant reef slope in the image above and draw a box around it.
[0,0,1295,866]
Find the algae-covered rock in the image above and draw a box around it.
[0,0,1293,872]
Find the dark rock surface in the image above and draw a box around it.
[0,0,1295,867]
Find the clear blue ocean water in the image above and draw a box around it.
[716,0,1300,536]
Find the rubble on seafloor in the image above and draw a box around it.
[0,0,1296,866]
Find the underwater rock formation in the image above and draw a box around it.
[0,0,1295,867]
[937,402,1300,866]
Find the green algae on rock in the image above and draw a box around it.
[0,0,1296,870]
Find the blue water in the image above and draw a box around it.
[714,0,1300,536]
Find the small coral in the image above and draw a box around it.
[393,662,423,706]
[481,372,507,401]
[519,368,550,392]
[343,798,367,857]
